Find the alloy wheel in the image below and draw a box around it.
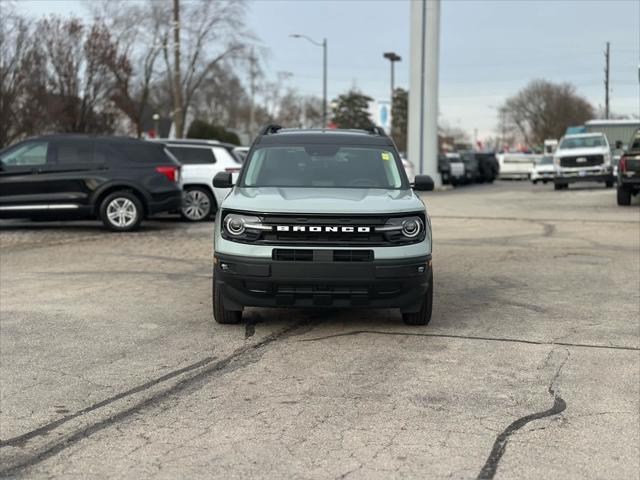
[182,189,211,221]
[106,198,137,228]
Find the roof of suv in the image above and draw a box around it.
[20,134,153,145]
[255,128,395,147]
[152,138,238,150]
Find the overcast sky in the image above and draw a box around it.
[14,0,640,140]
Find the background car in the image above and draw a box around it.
[233,146,249,163]
[531,155,556,184]
[400,154,416,183]
[0,135,182,231]
[617,129,640,206]
[439,152,466,185]
[157,139,243,221]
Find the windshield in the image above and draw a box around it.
[559,135,606,149]
[240,145,405,189]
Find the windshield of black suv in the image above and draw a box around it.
[240,145,406,189]
[559,135,606,149]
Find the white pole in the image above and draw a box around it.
[408,0,441,186]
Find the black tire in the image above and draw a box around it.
[181,186,215,222]
[212,276,242,324]
[542,180,548,184]
[605,180,614,188]
[99,191,143,232]
[532,179,538,185]
[617,186,632,206]
[554,182,563,191]
[402,271,433,326]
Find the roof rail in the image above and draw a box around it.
[365,125,387,136]
[258,124,283,136]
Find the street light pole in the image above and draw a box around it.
[290,34,328,127]
[322,38,327,127]
[383,52,401,107]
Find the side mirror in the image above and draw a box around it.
[213,171,233,188]
[413,175,434,191]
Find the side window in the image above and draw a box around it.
[167,146,216,164]
[54,141,95,165]
[0,142,49,167]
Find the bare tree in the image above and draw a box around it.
[0,11,46,146]
[89,0,168,137]
[161,0,250,137]
[499,79,594,147]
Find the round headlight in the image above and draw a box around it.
[401,219,422,238]
[225,215,246,236]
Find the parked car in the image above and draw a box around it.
[0,135,182,231]
[400,154,416,183]
[617,129,640,206]
[459,151,480,183]
[211,125,435,326]
[156,139,243,221]
[497,152,538,180]
[464,152,499,183]
[439,152,466,185]
[530,155,555,184]
[233,146,249,163]
[553,133,614,190]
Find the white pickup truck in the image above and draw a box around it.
[553,133,614,190]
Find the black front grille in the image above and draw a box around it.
[272,249,374,262]
[560,155,603,168]
[333,250,374,262]
[272,249,313,261]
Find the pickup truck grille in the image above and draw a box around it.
[560,155,604,168]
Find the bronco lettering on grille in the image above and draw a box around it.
[276,225,371,233]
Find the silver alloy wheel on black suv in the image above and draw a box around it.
[100,191,143,232]
[181,187,214,221]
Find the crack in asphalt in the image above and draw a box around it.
[476,349,569,479]
[0,319,313,478]
[300,330,639,351]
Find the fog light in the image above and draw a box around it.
[418,265,425,273]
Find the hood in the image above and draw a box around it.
[555,146,609,157]
[222,187,425,214]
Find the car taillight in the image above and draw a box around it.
[619,156,626,173]
[225,167,241,173]
[156,166,180,183]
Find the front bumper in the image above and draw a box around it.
[214,253,432,313]
[555,169,613,184]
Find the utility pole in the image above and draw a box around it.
[290,34,328,127]
[248,48,257,139]
[172,0,183,138]
[604,41,610,119]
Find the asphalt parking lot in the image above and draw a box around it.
[1,181,638,479]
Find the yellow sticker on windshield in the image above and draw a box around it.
[381,152,390,161]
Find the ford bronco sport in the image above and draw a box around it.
[211,126,435,326]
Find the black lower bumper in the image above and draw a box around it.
[214,253,432,313]
[555,173,614,185]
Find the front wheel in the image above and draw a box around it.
[605,180,614,188]
[212,277,242,324]
[182,187,215,221]
[617,186,632,206]
[402,271,433,326]
[100,191,143,232]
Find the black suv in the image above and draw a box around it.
[459,151,499,184]
[0,135,182,231]
[617,129,640,206]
